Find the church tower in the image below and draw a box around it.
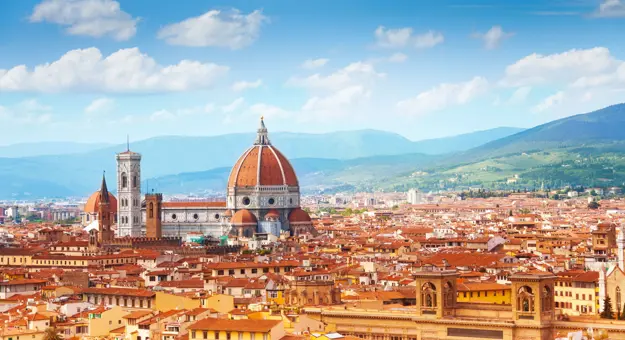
[98,173,113,245]
[116,144,142,237]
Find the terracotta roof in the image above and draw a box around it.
[231,209,258,226]
[81,287,155,297]
[227,123,298,188]
[188,318,282,332]
[289,208,311,224]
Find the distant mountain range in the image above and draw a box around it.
[0,127,522,199]
[6,101,625,200]
[461,103,625,160]
[0,142,112,158]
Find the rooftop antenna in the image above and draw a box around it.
[126,134,130,152]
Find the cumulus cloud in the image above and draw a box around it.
[0,100,53,124]
[249,103,289,119]
[388,53,408,63]
[30,0,138,40]
[302,58,329,69]
[157,9,267,49]
[287,61,384,91]
[397,77,489,115]
[232,79,262,92]
[532,91,565,113]
[288,61,384,119]
[222,97,245,113]
[148,103,215,122]
[502,47,621,87]
[593,0,625,17]
[0,47,229,93]
[150,109,176,122]
[302,85,370,113]
[374,26,444,49]
[508,86,532,105]
[472,26,514,49]
[85,97,114,114]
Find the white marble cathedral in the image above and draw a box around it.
[115,117,313,239]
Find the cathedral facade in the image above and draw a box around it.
[115,118,312,239]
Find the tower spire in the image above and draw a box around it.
[100,171,109,204]
[127,134,130,152]
[254,116,271,145]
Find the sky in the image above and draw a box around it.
[1,0,625,145]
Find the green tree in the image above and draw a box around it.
[588,201,600,210]
[43,328,62,340]
[591,190,598,196]
[601,296,614,319]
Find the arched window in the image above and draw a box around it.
[132,175,138,188]
[517,286,534,313]
[617,287,622,309]
[121,173,128,188]
[444,281,455,307]
[421,282,437,308]
[541,285,552,312]
[149,202,154,219]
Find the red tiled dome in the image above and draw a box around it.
[228,118,298,188]
[289,208,311,224]
[231,209,257,225]
[84,190,117,214]
[265,209,280,219]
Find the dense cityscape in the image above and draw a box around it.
[3,0,625,339]
[0,118,624,340]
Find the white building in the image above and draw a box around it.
[116,148,142,237]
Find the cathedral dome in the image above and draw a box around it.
[84,190,117,214]
[231,209,258,225]
[289,208,311,224]
[265,209,280,219]
[228,118,298,188]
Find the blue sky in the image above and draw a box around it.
[1,0,625,145]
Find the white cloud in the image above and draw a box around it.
[472,26,514,49]
[532,91,565,113]
[289,61,384,119]
[508,86,532,105]
[0,100,53,124]
[222,97,245,113]
[414,30,445,49]
[388,52,408,63]
[85,97,114,114]
[0,47,229,93]
[148,103,214,122]
[502,47,620,87]
[249,103,289,119]
[232,79,262,92]
[150,109,176,122]
[302,85,370,114]
[302,58,329,69]
[30,0,138,40]
[593,0,625,17]
[374,26,444,49]
[397,77,489,115]
[157,9,267,49]
[287,61,384,91]
[17,99,52,112]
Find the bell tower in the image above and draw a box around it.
[145,192,163,238]
[97,173,113,245]
[414,268,458,319]
[116,141,142,238]
[510,272,556,328]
